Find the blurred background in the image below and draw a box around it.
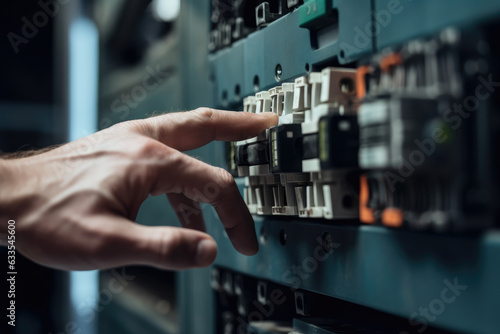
[1,0,211,333]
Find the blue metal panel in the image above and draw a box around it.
[206,178,500,334]
[211,42,245,107]
[337,0,374,63]
[375,0,500,50]
[242,32,266,98]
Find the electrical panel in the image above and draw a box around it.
[207,1,500,334]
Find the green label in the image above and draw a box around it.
[299,0,328,27]
[319,119,328,162]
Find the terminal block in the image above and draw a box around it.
[235,140,269,168]
[232,67,361,221]
[270,82,295,121]
[357,28,498,232]
[269,123,302,174]
[301,67,357,173]
[209,0,259,52]
[318,113,359,170]
[210,0,302,51]
[231,27,499,232]
[243,96,257,113]
[255,1,292,27]
[358,95,457,171]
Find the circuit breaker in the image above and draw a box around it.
[207,1,500,333]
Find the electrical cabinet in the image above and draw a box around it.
[96,1,500,333]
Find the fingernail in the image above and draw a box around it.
[260,112,279,126]
[196,239,217,266]
[260,112,278,117]
[246,239,259,256]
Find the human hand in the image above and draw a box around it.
[0,108,278,271]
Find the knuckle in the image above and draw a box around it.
[156,229,183,263]
[166,149,185,166]
[112,119,146,133]
[131,138,165,159]
[210,167,237,206]
[192,107,215,121]
[214,167,235,189]
[113,118,163,143]
[190,107,218,141]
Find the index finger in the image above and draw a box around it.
[136,108,278,151]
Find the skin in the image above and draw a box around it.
[0,108,278,271]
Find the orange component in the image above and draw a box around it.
[356,66,372,99]
[360,175,375,224]
[381,208,404,228]
[379,53,403,72]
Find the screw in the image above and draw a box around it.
[275,64,282,82]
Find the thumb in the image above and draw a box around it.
[86,217,218,270]
[130,224,218,270]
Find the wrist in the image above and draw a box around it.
[0,159,15,211]
[0,159,15,244]
[0,159,31,229]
